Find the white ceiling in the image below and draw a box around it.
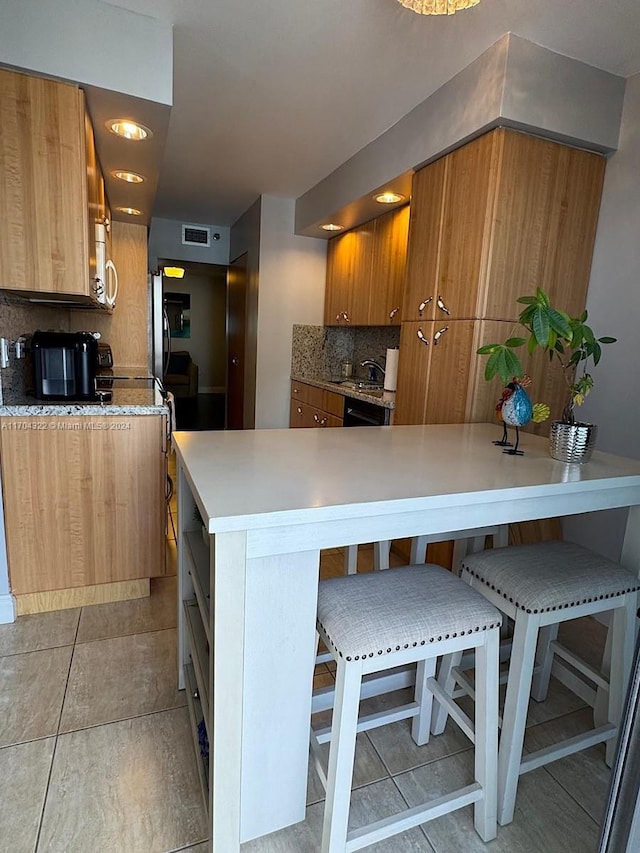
[102,0,640,227]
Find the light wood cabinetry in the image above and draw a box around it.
[324,206,409,326]
[0,415,166,595]
[396,127,606,428]
[0,68,108,304]
[289,380,344,428]
[402,128,605,324]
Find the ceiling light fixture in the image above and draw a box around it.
[321,223,344,232]
[106,119,153,141]
[113,170,145,184]
[116,206,143,216]
[163,267,185,278]
[375,191,406,204]
[397,0,479,14]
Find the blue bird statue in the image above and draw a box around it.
[496,378,533,455]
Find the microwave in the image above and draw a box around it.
[32,331,100,401]
[94,222,119,308]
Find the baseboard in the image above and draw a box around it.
[198,386,226,394]
[0,592,17,624]
[14,578,150,616]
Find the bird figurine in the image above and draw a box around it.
[494,376,549,455]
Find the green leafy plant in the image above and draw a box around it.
[477,288,616,424]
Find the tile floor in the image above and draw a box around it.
[0,467,612,852]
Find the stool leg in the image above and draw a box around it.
[451,539,468,575]
[411,656,436,746]
[410,536,428,564]
[344,545,358,575]
[373,540,391,570]
[531,623,559,702]
[605,597,636,767]
[474,627,499,842]
[498,611,540,826]
[430,650,463,736]
[322,659,363,853]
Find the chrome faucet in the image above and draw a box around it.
[360,358,386,381]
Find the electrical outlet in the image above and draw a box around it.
[0,338,9,369]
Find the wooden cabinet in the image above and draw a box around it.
[0,415,166,596]
[402,128,605,324]
[396,127,606,427]
[0,68,108,304]
[289,380,344,427]
[324,206,409,326]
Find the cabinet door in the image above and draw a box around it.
[324,224,373,326]
[437,132,499,320]
[403,157,446,322]
[0,415,165,594]
[483,129,606,320]
[289,400,342,428]
[0,69,88,297]
[395,320,475,425]
[368,205,409,325]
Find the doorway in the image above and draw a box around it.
[159,259,227,430]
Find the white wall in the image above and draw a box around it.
[563,72,640,561]
[255,197,326,429]
[149,217,230,269]
[0,0,172,104]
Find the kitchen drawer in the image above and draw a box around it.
[290,380,344,418]
[290,399,343,429]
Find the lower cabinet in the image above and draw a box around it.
[0,414,167,595]
[289,380,344,428]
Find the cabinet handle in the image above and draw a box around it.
[335,311,351,324]
[417,328,429,346]
[433,326,449,345]
[418,297,433,315]
[436,295,451,315]
[297,406,303,415]
[231,357,239,367]
[313,413,328,426]
[389,306,400,320]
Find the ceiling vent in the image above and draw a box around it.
[182,224,211,247]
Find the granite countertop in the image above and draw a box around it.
[0,386,167,416]
[291,374,396,410]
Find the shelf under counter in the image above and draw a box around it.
[183,598,210,738]
[184,530,211,645]
[184,661,209,814]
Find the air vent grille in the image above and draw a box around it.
[182,225,211,247]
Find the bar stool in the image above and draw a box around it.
[310,563,502,851]
[437,540,639,827]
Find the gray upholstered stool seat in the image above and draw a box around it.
[440,540,639,828]
[311,563,502,852]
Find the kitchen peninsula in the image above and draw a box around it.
[174,423,640,851]
[0,380,169,615]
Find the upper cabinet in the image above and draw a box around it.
[324,205,409,326]
[402,128,606,323]
[0,68,109,305]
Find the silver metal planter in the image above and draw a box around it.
[549,421,598,464]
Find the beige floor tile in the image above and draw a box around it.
[394,750,600,852]
[242,779,433,852]
[0,608,79,657]
[76,576,177,643]
[38,707,207,853]
[0,646,72,747]
[59,628,185,733]
[0,737,55,853]
[307,731,389,805]
[524,707,610,823]
[364,690,472,775]
[558,615,607,671]
[176,845,209,852]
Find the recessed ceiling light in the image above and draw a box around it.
[375,191,405,204]
[106,119,153,141]
[116,206,143,216]
[113,170,145,184]
[163,267,185,278]
[321,223,344,232]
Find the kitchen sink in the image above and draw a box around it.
[340,380,384,392]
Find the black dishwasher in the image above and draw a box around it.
[343,397,388,426]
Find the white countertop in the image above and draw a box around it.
[174,423,640,534]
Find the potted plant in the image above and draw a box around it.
[477,288,616,462]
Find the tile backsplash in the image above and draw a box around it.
[291,324,400,381]
[0,293,71,403]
